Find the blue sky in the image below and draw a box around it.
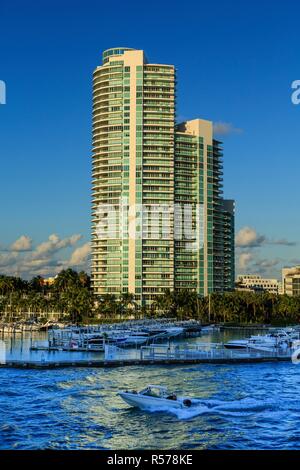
[0,0,299,279]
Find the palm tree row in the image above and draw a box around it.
[152,290,300,325]
[1,270,300,325]
[0,269,92,323]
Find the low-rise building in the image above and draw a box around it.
[236,275,280,294]
[282,266,300,296]
[42,277,56,287]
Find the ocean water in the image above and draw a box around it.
[0,330,299,450]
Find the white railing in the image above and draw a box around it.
[104,344,141,361]
[104,342,295,362]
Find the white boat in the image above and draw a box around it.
[224,339,249,349]
[201,325,217,333]
[225,329,297,350]
[225,336,281,350]
[119,385,192,410]
[121,335,149,346]
[165,327,184,337]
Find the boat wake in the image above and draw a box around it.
[137,397,277,420]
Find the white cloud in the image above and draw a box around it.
[253,258,281,270]
[270,238,296,247]
[236,226,296,249]
[236,226,295,278]
[10,235,32,252]
[0,233,89,279]
[237,250,282,277]
[236,227,266,248]
[238,252,254,270]
[0,252,18,268]
[31,233,82,259]
[68,243,91,266]
[213,122,242,136]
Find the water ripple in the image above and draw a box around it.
[0,354,300,448]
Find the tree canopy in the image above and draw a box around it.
[0,272,299,325]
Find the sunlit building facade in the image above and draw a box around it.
[236,275,280,294]
[223,199,235,291]
[282,266,300,296]
[91,48,235,304]
[174,120,224,295]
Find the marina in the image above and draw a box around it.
[0,320,67,334]
[29,321,300,358]
[0,325,300,450]
[30,319,205,353]
[0,325,299,368]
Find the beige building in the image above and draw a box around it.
[91,47,235,305]
[41,276,56,287]
[236,275,280,294]
[282,266,300,296]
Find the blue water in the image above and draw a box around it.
[1,330,299,449]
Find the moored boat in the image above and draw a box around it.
[224,339,249,349]
[224,328,299,350]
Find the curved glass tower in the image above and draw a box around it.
[91,48,234,305]
[92,48,175,304]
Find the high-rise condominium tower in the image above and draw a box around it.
[91,48,235,305]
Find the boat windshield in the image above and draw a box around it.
[140,386,167,398]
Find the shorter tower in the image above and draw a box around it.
[222,199,235,290]
[175,119,225,297]
[91,48,236,304]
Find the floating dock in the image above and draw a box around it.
[2,339,298,369]
[1,341,296,370]
[0,355,293,369]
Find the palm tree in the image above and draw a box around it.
[28,276,44,293]
[61,287,93,324]
[78,271,91,289]
[120,292,136,318]
[152,289,175,317]
[53,269,81,292]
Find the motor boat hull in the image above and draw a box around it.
[224,340,249,349]
[119,392,185,409]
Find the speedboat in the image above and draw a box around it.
[224,329,297,351]
[119,385,192,409]
[165,327,184,338]
[224,336,282,350]
[201,325,219,333]
[114,329,152,346]
[224,339,249,349]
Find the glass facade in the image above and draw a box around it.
[222,200,235,290]
[174,133,205,294]
[92,48,235,304]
